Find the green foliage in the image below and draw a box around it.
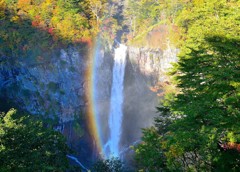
[124,0,160,39]
[47,81,59,92]
[0,109,70,171]
[135,0,240,171]
[91,157,124,172]
[124,0,185,45]
[134,128,167,171]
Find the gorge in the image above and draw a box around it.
[0,39,178,168]
[1,0,239,171]
[0,0,180,169]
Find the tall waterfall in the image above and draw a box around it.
[107,44,127,157]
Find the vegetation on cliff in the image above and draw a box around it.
[124,0,186,47]
[135,0,240,171]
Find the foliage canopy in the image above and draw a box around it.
[0,109,70,171]
[135,0,240,171]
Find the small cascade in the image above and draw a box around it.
[106,44,127,157]
[67,155,89,171]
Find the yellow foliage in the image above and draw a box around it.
[10,16,20,23]
[51,16,59,26]
[0,0,6,9]
[0,0,6,19]
[56,19,76,40]
[45,0,53,5]
[17,0,32,9]
[193,0,205,6]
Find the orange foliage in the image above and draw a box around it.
[149,81,171,97]
[31,21,39,27]
[48,28,54,35]
[17,0,31,8]
[0,0,6,19]
[146,25,171,49]
[31,16,41,27]
[219,142,240,152]
[79,37,92,46]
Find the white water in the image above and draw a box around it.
[107,44,127,157]
[66,155,89,171]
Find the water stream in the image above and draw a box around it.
[67,155,89,171]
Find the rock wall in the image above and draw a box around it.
[0,47,98,167]
[0,48,87,122]
[121,44,178,164]
[128,44,178,84]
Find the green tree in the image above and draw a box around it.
[91,157,124,172]
[165,35,240,171]
[0,109,70,171]
[167,2,240,170]
[134,127,167,171]
[135,0,240,171]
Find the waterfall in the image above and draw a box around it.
[107,44,127,157]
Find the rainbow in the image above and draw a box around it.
[85,37,105,158]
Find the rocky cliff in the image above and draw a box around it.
[0,48,87,122]
[0,47,97,167]
[121,43,178,157]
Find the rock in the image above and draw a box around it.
[0,47,86,122]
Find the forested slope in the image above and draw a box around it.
[0,0,108,59]
[134,0,240,171]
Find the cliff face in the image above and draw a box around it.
[128,44,178,83]
[0,48,87,122]
[121,44,178,165]
[0,47,98,167]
